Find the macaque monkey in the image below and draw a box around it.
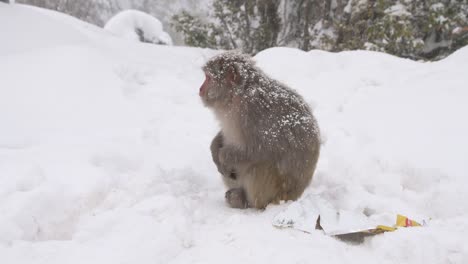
[199,51,320,209]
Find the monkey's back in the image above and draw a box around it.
[241,76,320,155]
[240,76,320,202]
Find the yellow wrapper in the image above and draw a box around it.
[396,214,422,227]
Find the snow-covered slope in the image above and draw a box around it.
[1,3,467,264]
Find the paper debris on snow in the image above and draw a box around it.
[273,197,427,243]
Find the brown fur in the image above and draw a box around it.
[200,51,320,209]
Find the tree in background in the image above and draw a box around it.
[173,0,468,60]
[173,0,281,54]
[172,10,219,48]
[333,0,424,59]
[16,0,468,60]
[334,0,467,60]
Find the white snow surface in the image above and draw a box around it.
[1,3,468,264]
[104,9,173,45]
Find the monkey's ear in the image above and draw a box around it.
[226,65,241,86]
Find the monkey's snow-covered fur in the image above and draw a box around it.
[200,51,320,209]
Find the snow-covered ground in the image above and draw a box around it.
[1,3,467,264]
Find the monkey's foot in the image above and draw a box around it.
[225,188,248,209]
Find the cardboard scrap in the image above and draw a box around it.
[317,214,423,243]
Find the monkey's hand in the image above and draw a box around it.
[210,132,230,175]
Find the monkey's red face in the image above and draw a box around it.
[199,73,211,97]
[200,63,238,107]
[199,71,227,107]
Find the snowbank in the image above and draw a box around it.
[0,3,90,55]
[104,9,173,45]
[1,4,468,264]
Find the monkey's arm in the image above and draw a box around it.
[218,145,243,168]
[218,144,264,167]
[210,131,231,175]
